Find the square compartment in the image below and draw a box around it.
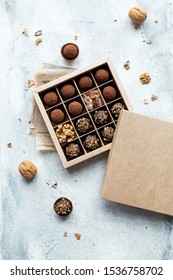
[99,81,122,103]
[47,104,68,127]
[62,140,85,161]
[64,96,86,118]
[81,133,102,153]
[75,72,96,93]
[39,88,61,109]
[58,80,79,102]
[91,63,113,86]
[81,88,105,112]
[72,113,94,136]
[54,121,78,146]
[90,106,113,128]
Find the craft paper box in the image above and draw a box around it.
[101,110,173,216]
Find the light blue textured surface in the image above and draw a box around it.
[0,0,173,259]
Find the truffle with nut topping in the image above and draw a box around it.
[102,126,115,142]
[84,135,99,150]
[111,103,124,118]
[54,197,73,216]
[76,117,92,133]
[66,143,81,158]
[94,110,109,125]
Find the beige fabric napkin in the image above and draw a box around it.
[29,65,75,151]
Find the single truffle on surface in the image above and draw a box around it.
[68,101,83,116]
[102,126,115,142]
[61,43,79,60]
[76,117,92,133]
[60,84,76,98]
[95,69,110,83]
[111,103,125,118]
[43,91,58,106]
[66,143,81,158]
[84,135,99,150]
[93,110,109,125]
[54,197,73,216]
[78,76,93,90]
[50,108,65,124]
[102,86,117,100]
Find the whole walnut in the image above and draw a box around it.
[128,7,147,24]
[18,160,37,180]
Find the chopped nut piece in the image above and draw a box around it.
[113,19,118,22]
[155,20,158,23]
[146,39,152,44]
[124,60,130,70]
[74,35,78,40]
[64,231,68,237]
[35,30,42,36]
[51,183,58,189]
[74,233,81,240]
[18,118,22,122]
[151,95,158,101]
[35,37,42,45]
[22,27,29,36]
[140,73,151,84]
[143,99,148,105]
[7,143,12,148]
[28,80,35,87]
[56,124,75,144]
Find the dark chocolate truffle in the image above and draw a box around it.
[43,91,58,106]
[50,109,65,124]
[103,86,117,100]
[102,126,115,142]
[76,117,91,133]
[111,102,124,118]
[78,76,93,90]
[84,135,99,150]
[95,69,110,83]
[93,110,109,125]
[60,84,76,98]
[61,43,79,60]
[68,101,83,116]
[54,197,73,216]
[66,143,81,158]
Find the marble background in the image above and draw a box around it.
[0,0,173,259]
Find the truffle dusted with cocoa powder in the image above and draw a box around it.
[102,86,117,100]
[54,197,73,216]
[76,117,92,133]
[50,109,65,124]
[60,84,76,98]
[68,101,83,116]
[95,69,110,83]
[61,43,79,60]
[78,76,93,90]
[66,143,81,158]
[94,110,109,125]
[43,91,58,106]
[84,135,99,150]
[102,126,115,142]
[111,102,125,118]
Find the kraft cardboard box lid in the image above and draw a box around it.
[101,110,173,216]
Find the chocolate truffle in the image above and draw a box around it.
[103,86,117,100]
[68,101,83,116]
[111,102,125,118]
[66,143,81,158]
[94,110,109,125]
[61,43,79,60]
[60,84,76,98]
[50,108,65,124]
[78,76,93,90]
[102,126,115,142]
[84,135,99,150]
[54,197,73,216]
[76,117,92,133]
[95,69,110,83]
[43,91,58,106]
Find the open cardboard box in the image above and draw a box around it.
[101,110,173,216]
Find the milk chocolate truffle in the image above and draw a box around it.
[60,84,76,98]
[102,126,115,142]
[95,69,110,83]
[66,143,81,158]
[61,43,79,60]
[54,197,73,216]
[84,135,99,150]
[103,86,117,100]
[78,76,93,90]
[111,102,125,118]
[43,91,58,106]
[68,101,83,116]
[50,109,65,124]
[76,117,91,133]
[94,110,109,125]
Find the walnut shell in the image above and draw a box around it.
[18,160,37,180]
[128,7,147,24]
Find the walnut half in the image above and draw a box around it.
[18,160,37,180]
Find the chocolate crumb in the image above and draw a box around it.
[123,60,130,70]
[64,231,68,237]
[18,118,22,122]
[7,143,12,148]
[51,183,58,189]
[155,20,158,23]
[74,233,81,240]
[35,30,42,36]
[146,39,152,44]
[151,95,158,101]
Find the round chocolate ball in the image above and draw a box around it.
[102,126,115,142]
[95,69,110,83]
[61,43,79,60]
[76,117,91,133]
[66,143,81,158]
[68,101,83,116]
[54,197,73,216]
[60,84,76,98]
[78,76,93,90]
[94,110,109,125]
[50,109,65,124]
[84,135,99,150]
[103,86,117,100]
[43,91,58,106]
